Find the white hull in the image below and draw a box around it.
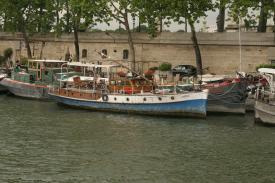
[255,100,275,125]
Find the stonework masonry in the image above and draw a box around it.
[0,32,274,74]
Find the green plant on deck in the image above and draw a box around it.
[149,66,159,71]
[0,55,5,65]
[159,62,172,71]
[256,64,275,71]
[20,57,28,66]
[3,48,13,61]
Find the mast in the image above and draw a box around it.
[238,15,242,72]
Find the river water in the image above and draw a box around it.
[0,94,275,183]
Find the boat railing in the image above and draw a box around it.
[256,88,275,103]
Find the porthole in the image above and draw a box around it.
[158,97,162,101]
[143,98,147,101]
[171,96,175,100]
[114,97,117,101]
[126,98,130,101]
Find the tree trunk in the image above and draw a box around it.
[189,21,202,75]
[22,28,32,59]
[185,18,188,32]
[124,16,136,72]
[216,3,226,32]
[159,16,163,32]
[73,27,80,62]
[258,0,268,32]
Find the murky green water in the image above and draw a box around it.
[0,94,275,183]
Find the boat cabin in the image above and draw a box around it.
[13,59,67,85]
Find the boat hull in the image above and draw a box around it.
[0,78,48,99]
[0,74,7,93]
[206,80,247,114]
[255,100,275,125]
[49,92,208,118]
[0,85,7,93]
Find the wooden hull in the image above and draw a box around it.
[255,100,275,125]
[49,90,208,118]
[0,78,48,99]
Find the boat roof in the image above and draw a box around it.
[68,62,117,68]
[201,74,225,82]
[258,68,275,75]
[29,59,67,63]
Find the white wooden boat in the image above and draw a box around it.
[255,68,275,125]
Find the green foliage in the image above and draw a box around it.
[256,64,275,71]
[90,29,103,32]
[132,25,149,32]
[159,62,172,71]
[3,48,13,60]
[20,57,29,66]
[114,27,127,32]
[228,0,275,32]
[0,55,5,65]
[149,66,159,71]
[135,0,171,37]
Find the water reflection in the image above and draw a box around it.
[0,94,275,182]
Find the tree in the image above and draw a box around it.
[171,0,213,75]
[136,0,171,37]
[3,48,13,61]
[229,0,274,32]
[216,0,231,32]
[57,0,107,62]
[0,0,56,58]
[102,0,139,71]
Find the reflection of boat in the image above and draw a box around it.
[49,62,209,118]
[202,75,248,114]
[0,60,66,99]
[255,68,275,125]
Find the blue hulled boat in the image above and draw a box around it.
[48,62,208,118]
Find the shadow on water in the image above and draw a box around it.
[0,93,256,129]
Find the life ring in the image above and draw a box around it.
[102,95,108,102]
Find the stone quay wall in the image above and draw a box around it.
[0,32,274,74]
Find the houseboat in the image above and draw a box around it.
[48,62,209,118]
[0,59,67,99]
[255,68,275,125]
[202,74,248,114]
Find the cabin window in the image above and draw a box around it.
[82,49,87,58]
[123,49,129,59]
[102,49,107,58]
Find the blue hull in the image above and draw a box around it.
[49,94,207,118]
